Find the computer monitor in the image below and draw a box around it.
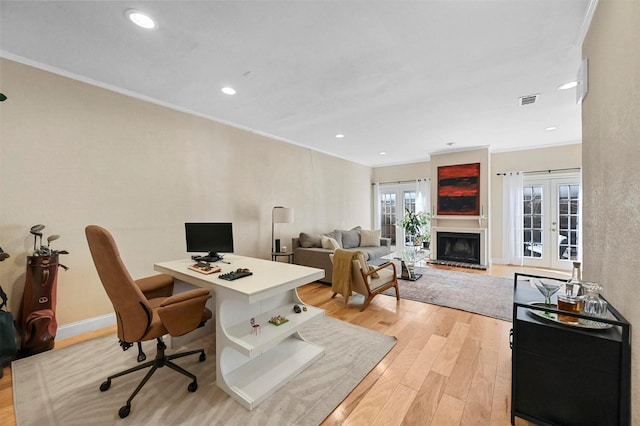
[185,222,234,262]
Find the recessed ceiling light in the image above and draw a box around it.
[446,142,455,146]
[379,151,387,155]
[221,87,236,95]
[545,126,558,131]
[557,81,579,90]
[335,134,344,138]
[125,9,156,29]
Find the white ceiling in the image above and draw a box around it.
[0,1,593,167]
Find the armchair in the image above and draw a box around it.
[85,225,212,418]
[329,249,400,311]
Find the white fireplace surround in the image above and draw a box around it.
[431,227,488,266]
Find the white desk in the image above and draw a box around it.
[154,255,325,410]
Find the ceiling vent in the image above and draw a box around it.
[519,94,539,106]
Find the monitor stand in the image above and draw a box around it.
[195,252,222,263]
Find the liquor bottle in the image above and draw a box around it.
[566,261,583,296]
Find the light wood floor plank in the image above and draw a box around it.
[402,370,448,426]
[371,383,417,426]
[443,333,481,400]
[401,333,447,391]
[460,346,499,425]
[430,393,466,425]
[431,320,471,377]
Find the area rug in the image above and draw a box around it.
[382,266,513,321]
[12,316,395,425]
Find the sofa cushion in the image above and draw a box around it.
[360,245,391,260]
[342,226,361,249]
[324,229,343,248]
[359,229,381,247]
[299,232,322,248]
[321,235,341,250]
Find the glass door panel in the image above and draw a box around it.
[523,174,581,270]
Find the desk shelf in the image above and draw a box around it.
[224,303,324,358]
[223,335,324,409]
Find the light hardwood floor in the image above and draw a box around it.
[0,264,566,425]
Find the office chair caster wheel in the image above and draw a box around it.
[100,380,111,392]
[188,381,198,392]
[137,353,146,362]
[119,405,131,418]
[199,353,206,362]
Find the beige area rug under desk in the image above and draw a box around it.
[12,316,395,425]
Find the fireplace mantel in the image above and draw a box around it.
[432,215,487,227]
[431,226,488,266]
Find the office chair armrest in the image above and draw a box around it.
[158,288,212,336]
[136,274,174,299]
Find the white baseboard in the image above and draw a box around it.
[56,313,116,340]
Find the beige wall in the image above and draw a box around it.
[0,58,372,326]
[583,0,640,422]
[372,160,430,183]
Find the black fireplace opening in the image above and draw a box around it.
[437,232,481,265]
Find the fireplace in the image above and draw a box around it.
[436,232,481,265]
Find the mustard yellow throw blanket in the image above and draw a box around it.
[332,249,357,302]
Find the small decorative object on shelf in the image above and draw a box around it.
[250,317,260,335]
[269,315,288,326]
[293,304,301,313]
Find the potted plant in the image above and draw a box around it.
[398,209,430,248]
[421,231,431,250]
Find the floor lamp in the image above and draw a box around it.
[272,206,294,253]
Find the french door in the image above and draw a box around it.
[378,183,416,248]
[523,173,581,270]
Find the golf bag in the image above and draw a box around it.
[0,285,18,378]
[18,254,60,357]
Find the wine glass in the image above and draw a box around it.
[531,278,563,308]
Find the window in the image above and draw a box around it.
[378,183,417,248]
[523,185,543,258]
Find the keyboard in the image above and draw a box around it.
[219,270,253,281]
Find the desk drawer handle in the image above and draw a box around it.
[509,329,513,349]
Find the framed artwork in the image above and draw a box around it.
[437,163,480,215]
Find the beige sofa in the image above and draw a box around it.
[291,227,391,284]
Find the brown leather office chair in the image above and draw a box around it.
[85,225,212,418]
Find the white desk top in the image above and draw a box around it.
[154,255,324,304]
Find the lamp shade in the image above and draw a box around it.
[272,207,294,224]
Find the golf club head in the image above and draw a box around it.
[47,235,60,246]
[30,224,45,233]
[0,246,9,261]
[55,250,69,255]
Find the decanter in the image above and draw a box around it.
[566,261,583,296]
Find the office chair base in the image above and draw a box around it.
[100,338,205,418]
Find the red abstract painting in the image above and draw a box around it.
[437,163,480,215]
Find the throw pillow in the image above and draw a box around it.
[299,232,322,248]
[354,252,379,278]
[321,235,341,250]
[359,229,381,247]
[324,229,343,248]
[341,226,361,249]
